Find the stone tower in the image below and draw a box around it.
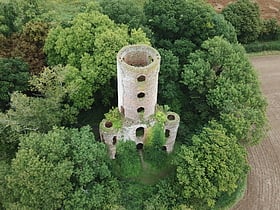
[117,44,160,120]
[99,45,179,159]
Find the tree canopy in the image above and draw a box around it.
[222,0,262,43]
[44,10,149,108]
[175,121,249,208]
[0,58,30,111]
[0,0,269,209]
[182,36,267,144]
[144,0,237,64]
[2,126,120,209]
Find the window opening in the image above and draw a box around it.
[136,143,143,150]
[105,121,113,128]
[137,75,146,82]
[137,92,145,98]
[165,129,170,138]
[136,127,144,137]
[167,114,175,121]
[113,136,117,145]
[137,107,145,113]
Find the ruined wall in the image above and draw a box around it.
[100,45,179,159]
[117,45,160,120]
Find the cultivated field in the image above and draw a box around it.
[233,55,280,210]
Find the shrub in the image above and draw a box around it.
[259,18,280,41]
[0,58,30,111]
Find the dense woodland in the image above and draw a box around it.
[1,0,278,209]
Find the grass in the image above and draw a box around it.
[244,40,280,53]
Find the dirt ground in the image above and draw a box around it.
[232,55,280,210]
[207,0,280,21]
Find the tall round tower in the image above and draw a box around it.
[117,45,161,120]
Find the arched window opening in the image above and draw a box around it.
[113,136,117,145]
[136,143,143,150]
[165,129,170,138]
[136,127,144,137]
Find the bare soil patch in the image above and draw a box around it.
[232,55,280,210]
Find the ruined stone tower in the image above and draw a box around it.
[99,45,179,159]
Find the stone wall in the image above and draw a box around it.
[117,45,160,120]
[100,45,180,159]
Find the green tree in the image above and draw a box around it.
[44,10,149,108]
[182,36,267,144]
[222,0,262,43]
[99,0,145,30]
[112,141,142,179]
[157,49,183,113]
[0,160,12,209]
[0,58,30,111]
[0,2,17,36]
[259,18,280,41]
[4,65,83,133]
[12,0,42,29]
[144,0,237,63]
[0,113,21,161]
[4,92,64,133]
[175,121,249,208]
[3,126,119,209]
[29,65,79,122]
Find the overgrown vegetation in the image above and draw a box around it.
[0,0,273,209]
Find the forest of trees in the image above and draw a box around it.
[0,0,277,209]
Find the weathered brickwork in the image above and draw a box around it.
[99,45,180,159]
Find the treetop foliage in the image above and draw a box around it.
[99,0,145,30]
[144,0,237,64]
[0,2,17,36]
[0,0,270,209]
[44,10,149,108]
[2,126,120,209]
[0,58,30,111]
[222,0,262,43]
[176,120,249,208]
[182,36,267,144]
